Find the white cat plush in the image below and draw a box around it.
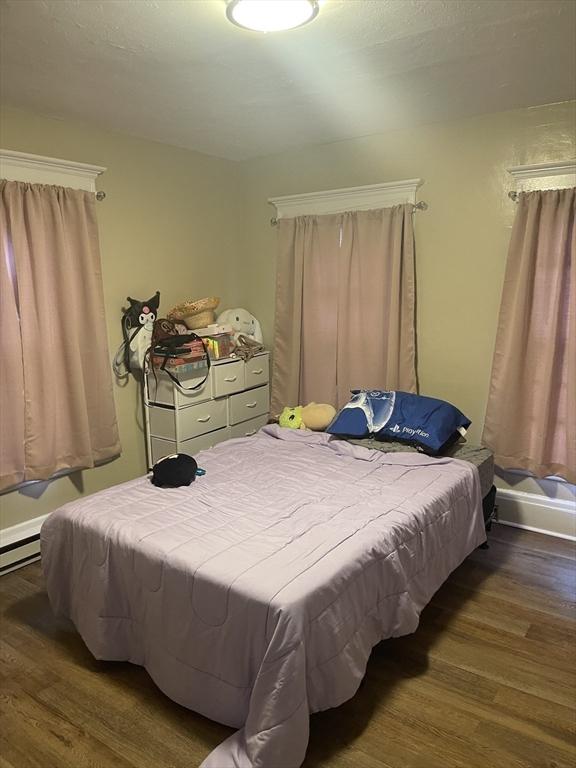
[216,308,263,344]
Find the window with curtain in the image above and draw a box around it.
[482,187,575,484]
[270,204,417,416]
[0,179,121,492]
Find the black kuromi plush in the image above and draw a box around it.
[113,291,160,378]
[151,453,198,488]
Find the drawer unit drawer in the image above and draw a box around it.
[179,398,227,440]
[244,353,269,390]
[229,385,269,425]
[147,368,212,407]
[150,398,227,441]
[150,427,230,465]
[213,359,245,398]
[230,414,268,439]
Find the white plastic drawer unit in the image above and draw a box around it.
[229,385,270,426]
[245,354,269,390]
[147,367,212,408]
[212,359,245,398]
[150,398,228,442]
[143,350,271,470]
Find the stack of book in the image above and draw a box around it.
[152,337,208,373]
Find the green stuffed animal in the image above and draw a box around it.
[279,406,305,429]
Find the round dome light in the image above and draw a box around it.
[226,0,319,33]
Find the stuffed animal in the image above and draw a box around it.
[279,406,304,429]
[216,308,263,344]
[301,402,336,431]
[113,291,160,378]
[279,403,336,431]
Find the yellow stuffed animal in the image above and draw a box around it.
[301,402,336,431]
[279,403,336,431]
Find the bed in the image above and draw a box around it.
[344,436,496,525]
[41,424,486,768]
[343,436,494,497]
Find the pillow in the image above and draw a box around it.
[326,391,371,437]
[328,389,471,455]
[326,389,396,437]
[374,391,470,455]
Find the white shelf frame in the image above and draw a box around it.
[269,179,424,219]
[508,160,576,193]
[0,149,105,191]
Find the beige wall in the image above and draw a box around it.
[238,101,576,500]
[1,101,574,533]
[0,106,245,530]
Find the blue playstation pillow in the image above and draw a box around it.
[325,390,371,437]
[327,389,471,455]
[374,391,470,455]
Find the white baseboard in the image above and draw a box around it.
[0,553,41,575]
[496,489,576,541]
[0,513,48,573]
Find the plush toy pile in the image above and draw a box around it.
[279,403,336,432]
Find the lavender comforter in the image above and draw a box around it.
[41,425,485,768]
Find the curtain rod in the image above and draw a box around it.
[270,200,428,226]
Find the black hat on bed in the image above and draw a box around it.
[151,453,197,487]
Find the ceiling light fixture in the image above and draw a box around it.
[226,0,319,33]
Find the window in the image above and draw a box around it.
[482,161,575,484]
[0,150,120,491]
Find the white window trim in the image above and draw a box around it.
[508,160,576,194]
[269,179,423,220]
[0,149,105,191]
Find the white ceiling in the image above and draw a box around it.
[1,0,575,161]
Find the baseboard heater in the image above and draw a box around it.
[495,488,576,540]
[0,514,47,575]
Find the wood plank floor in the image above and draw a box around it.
[0,524,574,768]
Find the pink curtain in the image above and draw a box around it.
[0,181,120,491]
[337,207,417,405]
[271,205,417,416]
[0,226,25,489]
[482,188,575,483]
